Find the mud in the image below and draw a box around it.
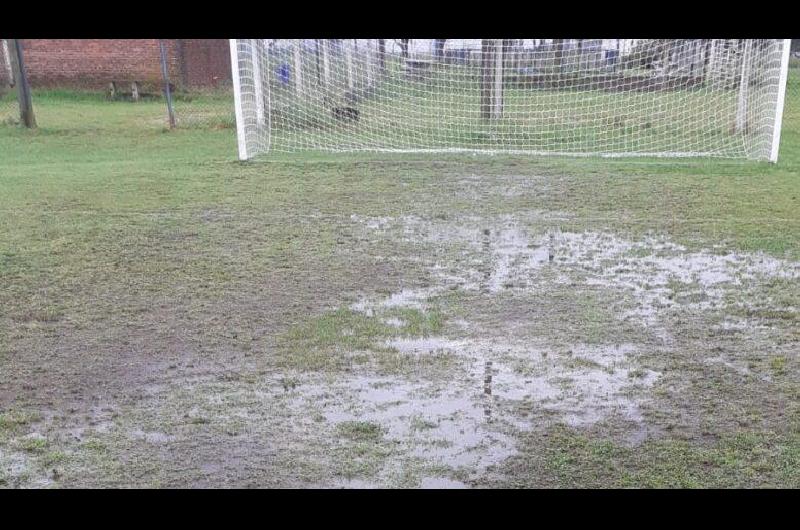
[4,208,798,489]
[336,213,800,475]
[287,334,662,481]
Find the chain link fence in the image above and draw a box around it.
[789,53,800,125]
[170,87,234,129]
[0,39,234,131]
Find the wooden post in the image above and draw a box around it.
[364,40,374,88]
[345,39,354,90]
[159,40,176,129]
[434,39,447,62]
[378,39,386,73]
[320,39,330,87]
[553,39,564,74]
[493,39,504,119]
[8,39,35,128]
[314,39,321,85]
[704,39,714,85]
[481,40,493,120]
[735,39,753,133]
[2,39,14,86]
[399,39,409,60]
[293,39,303,95]
[480,39,503,120]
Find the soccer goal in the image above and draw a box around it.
[230,39,792,162]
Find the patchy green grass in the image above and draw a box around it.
[628,368,649,379]
[42,451,67,467]
[278,307,451,374]
[0,411,40,433]
[15,436,49,454]
[482,414,800,488]
[336,421,386,442]
[770,356,788,377]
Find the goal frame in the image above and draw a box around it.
[769,39,792,163]
[230,39,793,163]
[230,39,270,160]
[230,39,248,160]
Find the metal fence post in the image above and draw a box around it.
[159,40,176,129]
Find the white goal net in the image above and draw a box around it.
[230,39,791,162]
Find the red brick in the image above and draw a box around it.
[12,39,231,91]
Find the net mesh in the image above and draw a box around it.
[231,39,791,161]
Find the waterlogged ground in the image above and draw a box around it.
[2,147,800,487]
[3,76,800,487]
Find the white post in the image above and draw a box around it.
[293,39,303,96]
[492,39,504,119]
[769,39,792,163]
[229,39,248,160]
[735,39,752,133]
[251,39,265,127]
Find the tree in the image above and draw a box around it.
[433,39,447,61]
[553,39,565,73]
[396,39,410,60]
[703,39,713,83]
[480,40,503,120]
[378,39,386,72]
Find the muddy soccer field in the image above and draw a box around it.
[1,75,799,488]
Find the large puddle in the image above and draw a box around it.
[290,335,660,483]
[351,213,800,342]
[321,214,800,484]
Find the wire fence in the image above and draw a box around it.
[788,56,800,121]
[171,88,234,129]
[0,40,798,143]
[0,39,235,131]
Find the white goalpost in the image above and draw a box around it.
[770,40,792,163]
[229,39,271,160]
[229,39,792,162]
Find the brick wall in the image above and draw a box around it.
[179,39,232,89]
[10,39,230,91]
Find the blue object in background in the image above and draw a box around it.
[605,50,619,67]
[277,63,291,85]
